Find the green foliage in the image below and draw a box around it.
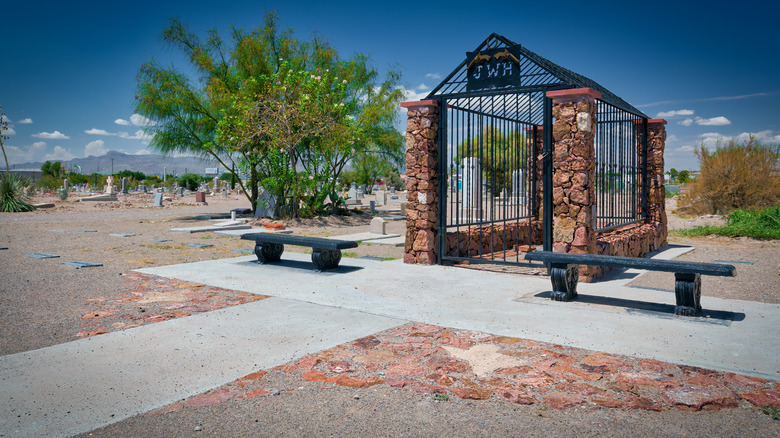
[116,169,147,181]
[69,173,89,184]
[667,168,678,182]
[178,173,204,191]
[0,173,35,212]
[677,170,690,184]
[1,105,10,172]
[136,12,403,218]
[679,137,780,215]
[455,127,528,194]
[40,161,64,178]
[759,405,780,420]
[58,187,68,200]
[679,204,780,240]
[34,175,60,190]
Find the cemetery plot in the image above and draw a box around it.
[24,253,60,259]
[62,261,103,268]
[110,233,136,237]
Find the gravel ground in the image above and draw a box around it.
[2,194,779,436]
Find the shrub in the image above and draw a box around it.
[678,137,780,215]
[0,173,35,212]
[679,204,780,239]
[178,173,202,191]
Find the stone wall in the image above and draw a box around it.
[402,100,439,265]
[444,220,543,258]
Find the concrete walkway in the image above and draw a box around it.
[2,249,778,437]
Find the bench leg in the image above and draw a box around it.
[311,249,342,271]
[549,263,578,301]
[255,243,284,264]
[674,273,702,316]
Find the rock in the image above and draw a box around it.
[194,425,202,431]
[272,389,281,396]
[449,387,492,400]
[497,388,536,405]
[739,390,780,407]
[663,386,738,410]
[543,391,585,409]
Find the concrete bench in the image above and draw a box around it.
[241,232,358,271]
[524,251,736,316]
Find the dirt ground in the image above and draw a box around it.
[1,193,778,436]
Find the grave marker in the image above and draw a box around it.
[153,192,164,207]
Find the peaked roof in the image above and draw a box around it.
[427,33,647,117]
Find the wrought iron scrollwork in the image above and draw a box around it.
[255,243,283,264]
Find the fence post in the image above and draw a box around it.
[646,118,668,249]
[401,100,439,264]
[546,88,600,281]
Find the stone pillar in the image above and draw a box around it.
[532,126,544,219]
[401,99,439,265]
[647,119,668,248]
[547,88,600,280]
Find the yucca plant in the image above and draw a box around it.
[0,173,35,212]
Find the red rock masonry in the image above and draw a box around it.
[549,91,599,280]
[403,101,439,265]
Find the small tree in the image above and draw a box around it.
[679,136,780,215]
[677,170,690,184]
[0,106,35,212]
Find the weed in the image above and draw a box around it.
[342,252,358,258]
[678,205,780,239]
[760,405,780,420]
[0,173,35,212]
[433,393,449,401]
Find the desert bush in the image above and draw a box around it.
[178,173,204,191]
[678,137,779,215]
[0,173,35,212]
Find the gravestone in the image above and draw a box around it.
[511,169,525,203]
[255,190,277,218]
[347,183,357,201]
[222,188,228,199]
[213,177,220,193]
[63,179,69,191]
[105,176,115,194]
[390,187,396,194]
[370,217,386,235]
[153,192,164,207]
[195,191,206,203]
[121,177,128,194]
[375,190,386,206]
[178,186,184,197]
[462,157,481,211]
[370,201,376,213]
[358,185,366,198]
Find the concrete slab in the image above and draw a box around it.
[214,228,293,237]
[0,298,403,438]
[139,251,780,381]
[362,236,405,246]
[326,232,400,242]
[168,224,251,233]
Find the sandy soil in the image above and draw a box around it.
[2,193,778,436]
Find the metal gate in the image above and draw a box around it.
[438,91,550,265]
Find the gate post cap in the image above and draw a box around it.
[647,118,667,125]
[401,100,439,108]
[546,88,601,100]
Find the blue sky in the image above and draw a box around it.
[1,0,778,171]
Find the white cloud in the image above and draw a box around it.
[117,130,153,144]
[114,118,131,126]
[84,139,108,157]
[130,114,156,127]
[3,126,16,136]
[32,130,69,140]
[678,118,694,126]
[134,149,152,155]
[734,130,780,144]
[678,145,695,152]
[42,145,76,161]
[657,109,694,117]
[85,128,116,136]
[18,118,33,124]
[695,116,731,126]
[401,86,430,103]
[416,83,429,91]
[425,73,441,80]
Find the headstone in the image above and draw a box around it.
[178,186,184,197]
[347,184,357,202]
[375,190,386,206]
[358,185,366,198]
[213,177,220,193]
[462,157,481,210]
[255,190,277,218]
[400,202,407,215]
[121,177,128,194]
[511,169,525,203]
[195,191,206,203]
[153,192,164,207]
[370,217,386,235]
[63,179,69,191]
[222,189,228,199]
[105,176,115,194]
[390,187,396,194]
[370,200,376,213]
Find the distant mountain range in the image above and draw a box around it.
[11,151,226,176]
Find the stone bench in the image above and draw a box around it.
[524,251,736,316]
[241,232,358,271]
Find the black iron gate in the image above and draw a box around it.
[437,91,551,265]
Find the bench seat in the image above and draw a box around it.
[524,251,736,316]
[241,232,358,271]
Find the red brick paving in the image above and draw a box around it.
[75,272,269,338]
[151,322,779,414]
